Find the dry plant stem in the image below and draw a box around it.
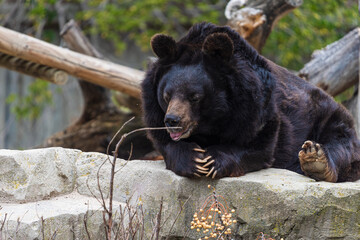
[140,206,145,240]
[50,230,57,240]
[41,216,45,240]
[212,190,227,236]
[100,117,180,240]
[83,209,92,240]
[164,196,192,240]
[0,213,7,240]
[154,198,163,240]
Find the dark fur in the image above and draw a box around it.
[141,22,360,182]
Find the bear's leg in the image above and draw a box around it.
[194,117,280,178]
[298,140,337,182]
[162,141,209,178]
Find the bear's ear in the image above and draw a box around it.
[151,34,177,59]
[202,33,234,62]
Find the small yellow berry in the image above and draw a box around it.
[231,209,235,213]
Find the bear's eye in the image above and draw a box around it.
[190,94,202,102]
[163,92,170,103]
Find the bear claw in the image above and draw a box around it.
[300,141,324,157]
[197,169,209,174]
[193,148,217,177]
[203,159,215,168]
[195,158,208,163]
[212,170,217,179]
[299,140,336,182]
[193,148,206,153]
[206,167,215,177]
[196,165,209,171]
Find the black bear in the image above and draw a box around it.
[141,22,360,182]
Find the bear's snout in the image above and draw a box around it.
[164,114,181,127]
[164,98,195,141]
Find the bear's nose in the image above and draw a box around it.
[164,114,181,127]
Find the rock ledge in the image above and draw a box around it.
[0,147,359,239]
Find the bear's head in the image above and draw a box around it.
[150,32,236,141]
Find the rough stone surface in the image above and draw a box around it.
[0,148,80,202]
[0,192,119,239]
[1,148,360,239]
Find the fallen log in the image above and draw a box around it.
[0,52,68,84]
[299,27,360,97]
[225,0,303,51]
[0,26,144,98]
[60,19,117,123]
[60,20,142,116]
[41,20,152,158]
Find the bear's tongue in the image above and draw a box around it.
[170,132,183,141]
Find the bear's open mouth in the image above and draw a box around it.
[168,126,193,141]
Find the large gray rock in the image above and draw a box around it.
[0,148,80,202]
[0,192,116,239]
[77,151,360,240]
[0,148,360,239]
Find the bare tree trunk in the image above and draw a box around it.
[300,28,360,134]
[225,0,303,52]
[0,26,144,98]
[40,20,152,159]
[299,27,360,97]
[0,52,68,84]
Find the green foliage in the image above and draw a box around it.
[262,0,358,70]
[23,0,59,42]
[77,0,225,54]
[26,0,57,23]
[3,0,358,121]
[6,79,53,120]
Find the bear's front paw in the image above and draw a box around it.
[193,148,216,178]
[298,140,337,182]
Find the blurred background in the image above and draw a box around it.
[0,0,358,150]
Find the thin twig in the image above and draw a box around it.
[83,207,92,240]
[41,216,45,240]
[106,117,135,159]
[0,213,7,240]
[153,198,163,240]
[165,195,192,240]
[103,211,109,240]
[50,230,57,240]
[85,177,104,208]
[98,116,181,240]
[140,205,145,240]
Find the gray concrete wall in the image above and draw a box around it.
[0,70,83,149]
